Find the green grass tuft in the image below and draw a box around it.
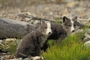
[43,28,90,60]
[3,26,90,59]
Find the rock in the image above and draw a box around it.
[83,29,90,42]
[84,41,90,48]
[9,58,22,60]
[66,1,78,8]
[0,4,2,8]
[71,29,83,35]
[5,38,17,42]
[0,56,6,60]
[23,58,30,60]
[78,18,90,25]
[82,29,90,48]
[0,40,4,44]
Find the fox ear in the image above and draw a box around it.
[72,16,77,21]
[63,16,69,23]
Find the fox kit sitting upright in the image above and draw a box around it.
[16,20,52,59]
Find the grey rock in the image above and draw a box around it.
[9,58,22,60]
[23,58,30,60]
[82,29,90,48]
[83,29,90,42]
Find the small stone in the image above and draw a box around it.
[9,58,22,60]
[84,41,90,48]
[23,58,30,60]
[67,1,78,8]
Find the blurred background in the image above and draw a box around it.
[0,0,80,8]
[0,0,90,20]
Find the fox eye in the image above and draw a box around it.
[44,26,47,29]
[68,25,71,27]
[51,27,53,29]
[74,24,76,27]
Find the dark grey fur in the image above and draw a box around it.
[16,21,51,59]
[48,16,83,40]
[41,16,83,51]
